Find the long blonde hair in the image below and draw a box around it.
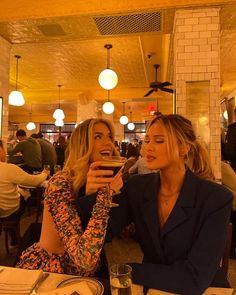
[147,114,215,181]
[63,118,116,191]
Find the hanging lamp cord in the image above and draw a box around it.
[58,85,62,108]
[15,55,21,91]
[122,102,125,115]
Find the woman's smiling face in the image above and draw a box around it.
[90,122,114,162]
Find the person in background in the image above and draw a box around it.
[114,140,120,155]
[122,144,139,183]
[120,141,127,158]
[55,135,67,168]
[224,108,236,171]
[31,133,57,175]
[77,114,233,295]
[8,129,42,174]
[0,140,48,245]
[17,118,123,277]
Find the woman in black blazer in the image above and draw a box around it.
[77,114,233,295]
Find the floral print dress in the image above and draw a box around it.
[16,171,111,275]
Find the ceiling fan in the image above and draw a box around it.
[144,64,174,97]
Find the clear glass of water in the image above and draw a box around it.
[110,264,132,295]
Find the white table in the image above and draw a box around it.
[0,266,234,295]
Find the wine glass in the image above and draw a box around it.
[99,156,125,207]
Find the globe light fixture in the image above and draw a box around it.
[55,118,64,127]
[102,90,115,114]
[98,44,118,90]
[26,105,36,131]
[127,111,135,131]
[119,102,129,125]
[9,55,25,106]
[26,122,36,131]
[53,85,65,120]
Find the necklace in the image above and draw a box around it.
[159,191,180,205]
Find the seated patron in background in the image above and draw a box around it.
[224,108,236,171]
[77,114,233,295]
[17,118,122,276]
[8,129,42,174]
[0,140,48,245]
[122,144,139,183]
[55,135,67,168]
[31,133,57,175]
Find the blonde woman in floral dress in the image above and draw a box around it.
[17,118,123,275]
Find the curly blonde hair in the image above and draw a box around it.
[63,118,117,191]
[147,114,215,181]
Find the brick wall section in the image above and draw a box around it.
[0,36,11,145]
[173,8,221,179]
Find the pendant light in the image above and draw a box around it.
[98,44,118,90]
[127,111,135,131]
[102,90,115,114]
[26,105,36,131]
[55,118,64,127]
[53,85,65,120]
[9,55,25,106]
[119,102,129,125]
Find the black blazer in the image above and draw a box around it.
[77,169,232,295]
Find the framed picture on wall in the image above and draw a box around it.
[0,96,2,137]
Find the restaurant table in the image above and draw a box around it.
[0,266,234,294]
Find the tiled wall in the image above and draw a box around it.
[0,36,11,145]
[173,8,221,179]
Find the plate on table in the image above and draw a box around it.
[56,277,104,295]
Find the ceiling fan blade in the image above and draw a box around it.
[159,81,172,88]
[160,87,174,93]
[144,89,155,97]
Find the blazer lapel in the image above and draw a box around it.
[141,174,165,258]
[161,169,199,237]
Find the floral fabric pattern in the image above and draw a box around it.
[17,171,111,275]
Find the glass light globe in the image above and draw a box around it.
[9,90,25,106]
[102,101,114,114]
[119,115,129,125]
[127,122,135,130]
[26,121,36,131]
[98,69,118,90]
[55,118,64,127]
[223,110,228,120]
[53,108,65,120]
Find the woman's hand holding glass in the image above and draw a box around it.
[86,161,123,200]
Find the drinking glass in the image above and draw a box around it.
[110,264,132,295]
[54,164,61,174]
[99,156,125,207]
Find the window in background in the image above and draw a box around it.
[124,122,146,142]
[40,123,75,143]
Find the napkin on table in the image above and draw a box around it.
[37,280,94,295]
[0,267,43,295]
